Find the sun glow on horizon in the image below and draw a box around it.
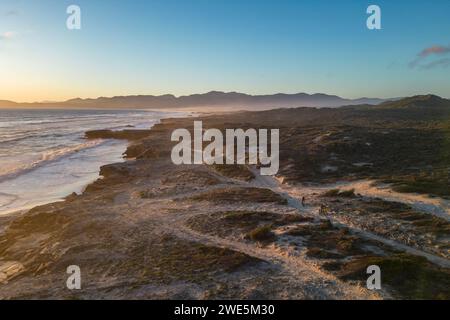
[1,0,450,102]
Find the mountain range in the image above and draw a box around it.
[0,91,396,109]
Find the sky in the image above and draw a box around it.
[0,0,449,102]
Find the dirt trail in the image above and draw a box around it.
[249,168,450,269]
[133,165,386,300]
[149,207,381,300]
[342,180,450,221]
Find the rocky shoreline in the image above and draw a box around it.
[1,105,449,299]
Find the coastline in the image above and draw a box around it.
[0,145,123,217]
[0,111,449,299]
[0,110,192,217]
[1,116,193,218]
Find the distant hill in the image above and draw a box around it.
[0,91,393,109]
[340,94,450,122]
[373,94,450,110]
[0,100,18,108]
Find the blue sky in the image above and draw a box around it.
[0,0,449,102]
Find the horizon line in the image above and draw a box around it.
[2,90,442,105]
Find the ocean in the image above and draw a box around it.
[0,108,187,215]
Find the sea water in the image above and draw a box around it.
[0,108,186,215]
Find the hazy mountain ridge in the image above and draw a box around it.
[339,95,450,122]
[373,94,450,109]
[0,91,393,109]
[0,100,17,107]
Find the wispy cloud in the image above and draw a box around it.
[421,58,450,69]
[418,45,450,57]
[410,44,450,69]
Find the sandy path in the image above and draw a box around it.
[339,180,450,221]
[130,166,385,300]
[149,207,381,300]
[249,169,450,269]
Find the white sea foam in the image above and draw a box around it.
[0,108,189,215]
[0,139,105,182]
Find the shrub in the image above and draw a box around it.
[322,188,355,198]
[245,225,275,242]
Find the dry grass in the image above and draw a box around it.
[245,225,276,242]
[335,254,450,300]
[322,188,356,198]
[189,187,288,205]
[187,210,310,240]
[211,164,255,181]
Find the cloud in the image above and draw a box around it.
[421,58,450,69]
[0,31,16,41]
[410,44,450,69]
[418,45,450,57]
